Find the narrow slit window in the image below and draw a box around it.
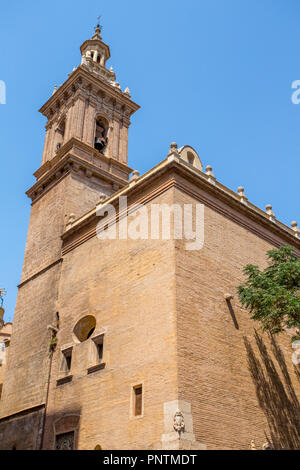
[65,354,72,371]
[187,152,195,165]
[62,348,72,374]
[87,334,105,375]
[92,335,104,363]
[134,385,143,416]
[97,342,103,362]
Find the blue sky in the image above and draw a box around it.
[1,0,300,322]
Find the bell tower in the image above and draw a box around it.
[23,22,140,279]
[0,24,139,435]
[38,23,139,177]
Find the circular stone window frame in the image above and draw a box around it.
[72,315,97,343]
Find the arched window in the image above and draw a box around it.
[94,117,108,153]
[187,152,195,165]
[177,146,203,171]
[55,118,66,153]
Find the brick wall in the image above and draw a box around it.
[1,160,299,450]
[43,189,178,450]
[174,187,300,450]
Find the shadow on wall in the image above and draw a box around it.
[243,331,300,450]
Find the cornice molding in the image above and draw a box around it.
[39,66,139,120]
[27,139,132,204]
[34,138,132,180]
[0,404,45,423]
[18,258,63,289]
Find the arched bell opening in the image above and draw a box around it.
[55,118,66,153]
[94,116,108,153]
[187,152,195,165]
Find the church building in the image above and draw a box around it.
[0,25,299,450]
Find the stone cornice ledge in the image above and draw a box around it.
[61,155,300,255]
[18,258,63,289]
[39,66,140,119]
[34,138,132,180]
[27,139,132,204]
[0,403,45,422]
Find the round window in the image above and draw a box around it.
[73,315,96,342]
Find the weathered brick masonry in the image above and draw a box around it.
[0,25,299,450]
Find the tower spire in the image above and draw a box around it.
[92,16,102,40]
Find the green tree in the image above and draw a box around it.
[237,245,300,342]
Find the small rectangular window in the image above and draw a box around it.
[65,354,72,371]
[61,348,72,374]
[92,334,104,363]
[133,385,143,416]
[87,334,106,375]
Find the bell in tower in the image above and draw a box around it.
[94,116,108,153]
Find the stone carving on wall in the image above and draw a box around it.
[173,410,185,434]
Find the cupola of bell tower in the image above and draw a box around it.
[80,23,116,83]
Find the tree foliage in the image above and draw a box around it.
[237,245,300,341]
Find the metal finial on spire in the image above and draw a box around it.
[93,15,103,39]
